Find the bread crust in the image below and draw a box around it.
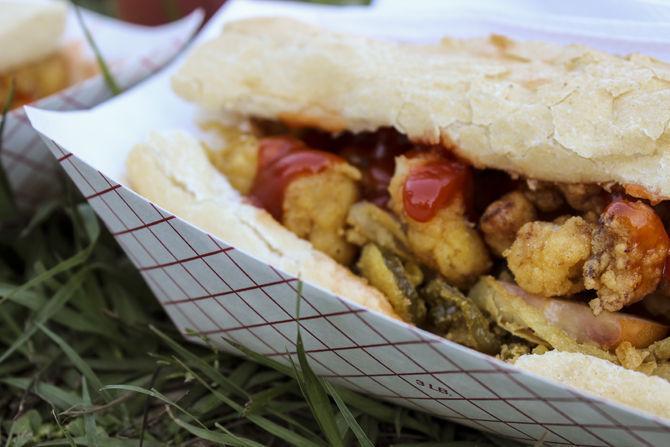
[173,17,670,199]
[126,130,400,321]
[516,350,670,420]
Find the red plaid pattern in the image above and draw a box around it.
[1,35,188,210]
[39,135,670,447]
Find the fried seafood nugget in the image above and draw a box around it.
[480,191,537,256]
[283,163,361,265]
[505,217,592,297]
[584,200,670,314]
[201,123,259,194]
[389,155,491,288]
[558,183,607,214]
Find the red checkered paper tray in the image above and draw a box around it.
[22,0,670,445]
[3,6,202,209]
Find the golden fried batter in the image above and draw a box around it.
[283,163,361,265]
[203,126,361,264]
[480,191,536,256]
[584,200,669,314]
[505,217,592,297]
[389,155,490,288]
[201,123,259,194]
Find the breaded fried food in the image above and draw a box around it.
[283,163,360,264]
[202,127,361,265]
[201,123,259,194]
[584,200,670,314]
[389,154,491,288]
[480,191,537,256]
[505,217,592,297]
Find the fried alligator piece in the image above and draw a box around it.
[505,216,592,297]
[584,200,670,314]
[480,190,537,256]
[283,163,361,265]
[389,154,491,288]
[423,278,500,354]
[356,243,425,323]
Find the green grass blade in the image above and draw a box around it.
[293,332,344,447]
[19,199,62,238]
[39,323,110,401]
[391,443,495,447]
[0,229,98,307]
[334,386,432,436]
[0,282,110,336]
[51,408,77,447]
[101,384,206,428]
[81,376,99,447]
[0,267,91,364]
[243,381,297,415]
[223,338,295,378]
[167,408,265,447]
[150,326,249,399]
[323,381,373,447]
[72,3,120,95]
[172,356,323,447]
[3,378,82,410]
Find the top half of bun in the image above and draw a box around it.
[173,17,670,200]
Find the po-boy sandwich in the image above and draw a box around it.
[127,18,670,418]
[1,0,94,109]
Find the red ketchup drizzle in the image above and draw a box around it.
[402,157,471,222]
[249,136,343,220]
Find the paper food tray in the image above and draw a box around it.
[23,0,670,445]
[3,6,203,209]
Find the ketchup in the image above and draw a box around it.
[249,136,343,220]
[402,156,471,222]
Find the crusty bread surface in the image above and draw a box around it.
[173,17,670,199]
[516,350,670,420]
[126,130,400,321]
